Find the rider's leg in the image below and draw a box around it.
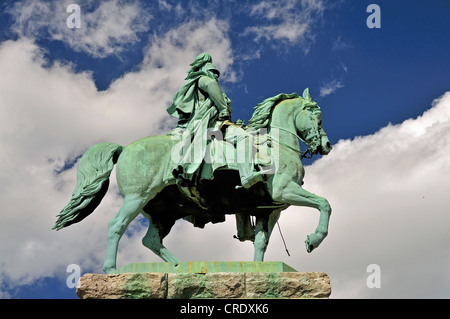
[228,126,264,188]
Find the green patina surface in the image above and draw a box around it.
[265,273,281,298]
[54,52,333,275]
[117,261,297,274]
[123,273,154,299]
[170,273,215,299]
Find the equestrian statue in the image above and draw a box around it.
[53,53,333,274]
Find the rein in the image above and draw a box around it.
[269,125,313,159]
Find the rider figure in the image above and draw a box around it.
[167,52,263,188]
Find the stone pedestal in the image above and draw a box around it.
[76,262,331,299]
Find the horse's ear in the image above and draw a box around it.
[302,88,312,101]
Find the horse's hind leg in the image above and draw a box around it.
[142,213,181,263]
[253,216,269,261]
[253,209,282,261]
[103,195,146,274]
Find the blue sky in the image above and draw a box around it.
[0,0,449,299]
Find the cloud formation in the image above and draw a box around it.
[244,0,325,48]
[299,92,450,297]
[319,79,344,97]
[7,0,151,58]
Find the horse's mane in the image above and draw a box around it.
[248,92,300,129]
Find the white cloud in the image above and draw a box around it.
[298,92,450,297]
[319,79,344,97]
[158,0,185,18]
[7,0,151,58]
[340,62,348,73]
[139,18,234,83]
[0,16,233,294]
[244,0,325,47]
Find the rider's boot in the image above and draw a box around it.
[237,161,264,189]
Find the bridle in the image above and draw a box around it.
[269,106,321,159]
[269,125,315,159]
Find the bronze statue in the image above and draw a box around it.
[54,53,333,274]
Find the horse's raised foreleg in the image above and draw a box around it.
[103,195,146,274]
[272,182,331,253]
[141,213,181,263]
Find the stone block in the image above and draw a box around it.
[167,272,245,299]
[245,272,331,299]
[76,273,167,299]
[76,271,331,299]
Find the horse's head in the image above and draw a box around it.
[295,88,332,156]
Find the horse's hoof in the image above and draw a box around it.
[305,241,315,253]
[103,266,117,274]
[305,234,317,253]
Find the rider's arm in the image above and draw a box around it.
[198,76,231,120]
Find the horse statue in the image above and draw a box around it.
[53,88,332,274]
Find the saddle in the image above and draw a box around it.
[164,121,282,240]
[206,120,274,173]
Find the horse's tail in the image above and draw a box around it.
[53,143,123,230]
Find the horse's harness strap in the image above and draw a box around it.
[269,125,312,159]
